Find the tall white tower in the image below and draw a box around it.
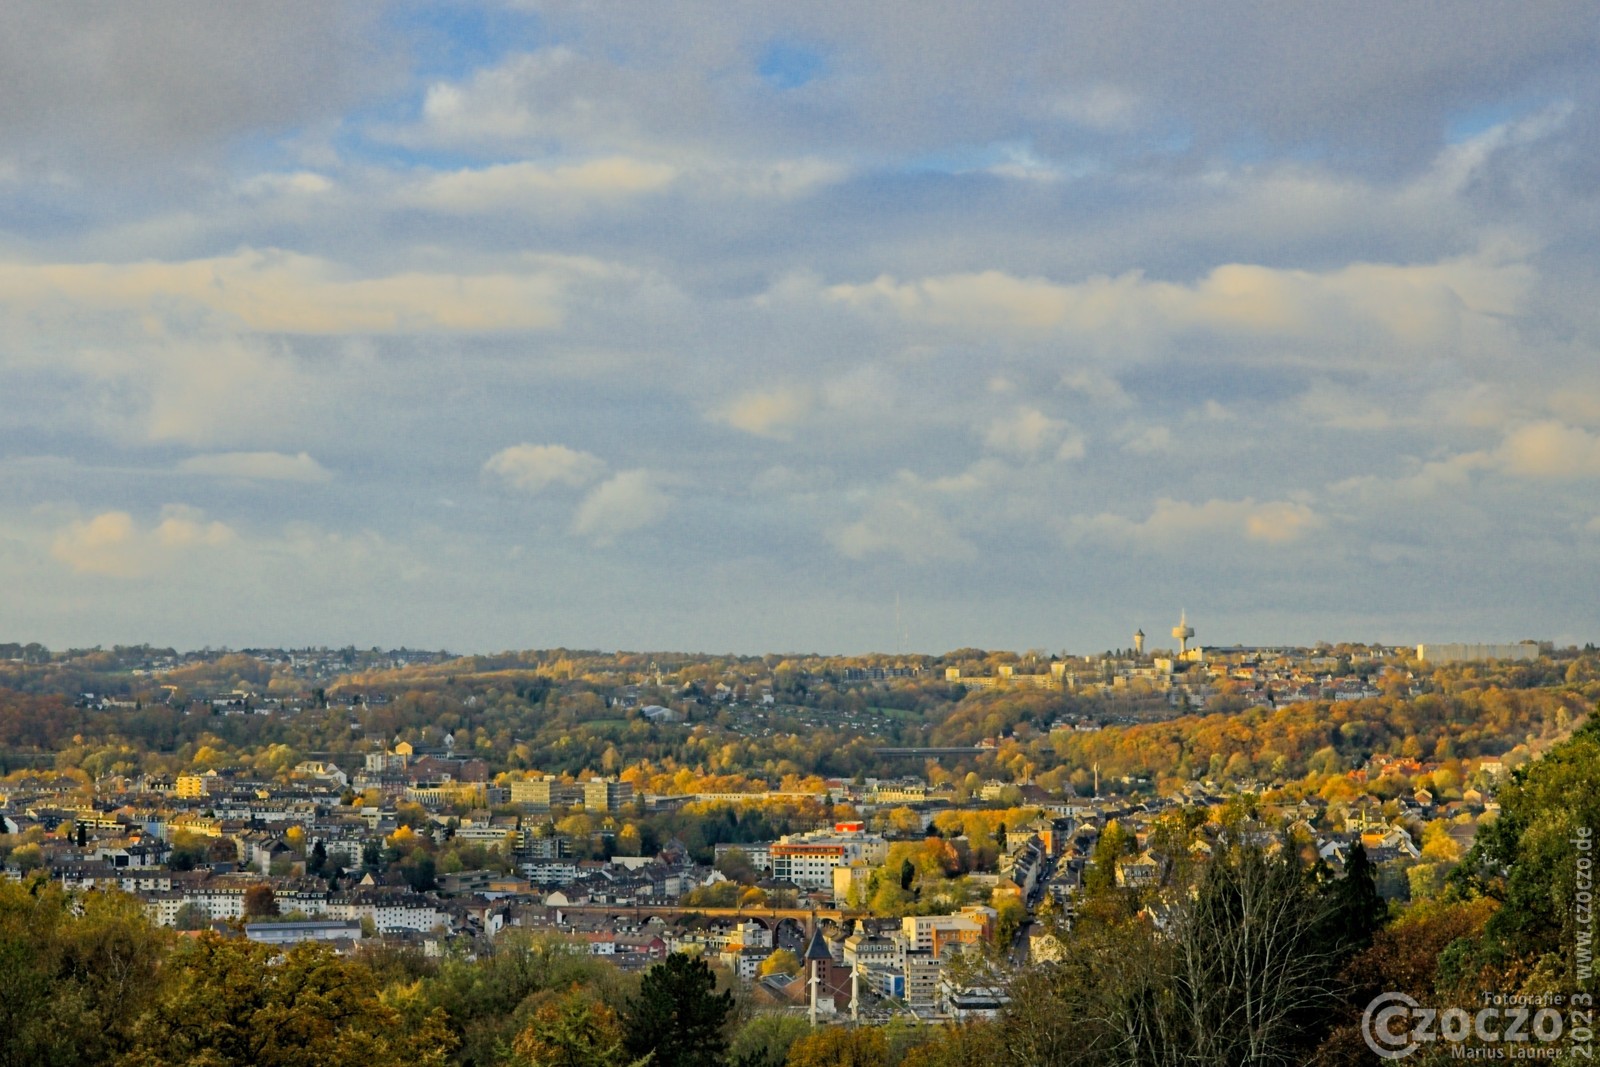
[1172,612,1194,656]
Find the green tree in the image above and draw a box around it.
[1445,713,1600,994]
[728,1013,810,1067]
[624,952,733,1067]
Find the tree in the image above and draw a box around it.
[993,894,1027,946]
[757,948,800,977]
[510,987,631,1067]
[309,840,328,876]
[1083,820,1128,895]
[784,1025,888,1067]
[0,879,170,1067]
[243,884,278,918]
[1324,843,1386,952]
[125,934,456,1067]
[1444,713,1600,991]
[900,1023,995,1067]
[728,1013,810,1067]
[624,952,734,1067]
[716,847,757,883]
[1160,845,1348,1065]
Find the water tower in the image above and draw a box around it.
[1133,629,1145,656]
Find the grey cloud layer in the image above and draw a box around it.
[2,2,1598,652]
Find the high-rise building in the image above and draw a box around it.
[509,776,581,812]
[583,777,634,812]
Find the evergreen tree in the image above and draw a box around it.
[624,952,733,1067]
[1326,842,1387,951]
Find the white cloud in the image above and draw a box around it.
[50,506,236,578]
[1120,425,1174,455]
[179,450,332,483]
[484,444,606,492]
[405,157,678,213]
[1348,420,1600,502]
[1074,497,1323,550]
[1060,369,1133,408]
[822,250,1532,361]
[571,470,669,544]
[982,406,1066,458]
[0,249,575,334]
[1330,452,1493,501]
[101,334,305,447]
[716,386,814,438]
[1495,420,1600,479]
[830,497,976,564]
[1044,85,1142,130]
[239,171,334,198]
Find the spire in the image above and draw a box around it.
[802,925,832,961]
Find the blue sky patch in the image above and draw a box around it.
[758,41,827,90]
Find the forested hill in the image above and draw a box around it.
[0,645,1594,799]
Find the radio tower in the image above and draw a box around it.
[1172,611,1194,656]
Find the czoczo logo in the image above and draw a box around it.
[1360,990,1576,1059]
[1362,992,1424,1059]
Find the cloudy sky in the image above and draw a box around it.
[3,2,1599,655]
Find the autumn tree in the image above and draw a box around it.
[242,884,278,918]
[509,986,631,1067]
[784,1025,888,1067]
[0,880,170,1067]
[125,934,456,1067]
[758,948,800,978]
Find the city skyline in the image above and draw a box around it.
[3,4,1600,653]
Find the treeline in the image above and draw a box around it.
[0,884,746,1067]
[2,653,1595,793]
[1029,684,1589,795]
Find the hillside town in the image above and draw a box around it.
[1,634,1524,1021]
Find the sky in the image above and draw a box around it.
[3,2,1600,656]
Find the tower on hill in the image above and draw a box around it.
[1172,612,1194,656]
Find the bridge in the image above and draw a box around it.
[870,746,989,756]
[550,903,867,931]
